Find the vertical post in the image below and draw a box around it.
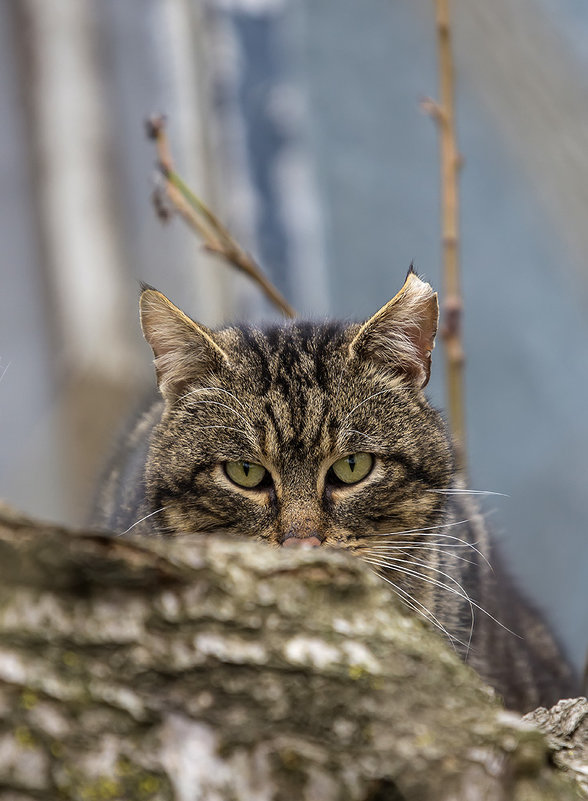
[20,0,135,523]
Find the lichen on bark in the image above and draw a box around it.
[0,507,584,800]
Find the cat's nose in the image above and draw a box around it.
[281,535,322,548]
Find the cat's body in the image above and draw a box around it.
[92,272,578,712]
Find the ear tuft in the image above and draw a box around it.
[140,288,229,402]
[349,270,438,387]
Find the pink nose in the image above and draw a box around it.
[281,536,322,548]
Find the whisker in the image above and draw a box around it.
[340,387,408,428]
[363,555,517,638]
[120,506,167,535]
[190,424,257,443]
[363,538,479,550]
[0,361,11,383]
[374,535,489,570]
[364,555,472,606]
[362,543,479,566]
[368,554,476,610]
[369,517,471,538]
[175,389,258,450]
[368,567,451,637]
[367,567,470,652]
[362,534,486,554]
[183,399,255,431]
[365,519,492,568]
[404,532,492,568]
[427,488,510,498]
[339,428,379,447]
[363,556,476,655]
[177,386,250,415]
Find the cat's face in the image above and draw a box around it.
[140,271,453,554]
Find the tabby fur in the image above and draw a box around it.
[92,270,578,711]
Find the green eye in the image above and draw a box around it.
[225,460,268,489]
[330,453,373,485]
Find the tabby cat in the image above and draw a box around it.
[92,269,578,712]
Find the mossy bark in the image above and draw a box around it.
[0,506,584,800]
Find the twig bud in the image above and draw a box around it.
[145,114,166,141]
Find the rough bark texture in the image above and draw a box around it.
[0,504,585,800]
[525,697,588,795]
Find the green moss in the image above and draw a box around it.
[414,730,434,749]
[62,651,81,668]
[57,756,171,801]
[14,724,37,748]
[79,776,121,801]
[51,740,65,758]
[20,689,38,709]
[138,775,162,797]
[348,664,368,680]
[115,757,134,777]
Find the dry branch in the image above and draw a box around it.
[146,115,296,319]
[426,0,467,474]
[0,505,585,800]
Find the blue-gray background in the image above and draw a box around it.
[1,0,587,671]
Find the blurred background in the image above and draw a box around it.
[1,0,587,672]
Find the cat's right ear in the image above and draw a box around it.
[139,287,230,402]
[348,268,438,388]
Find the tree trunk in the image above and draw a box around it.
[0,504,584,800]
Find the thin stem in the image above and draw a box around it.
[430,0,467,475]
[146,115,296,319]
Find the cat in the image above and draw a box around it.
[92,268,578,712]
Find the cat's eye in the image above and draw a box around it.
[329,452,373,485]
[225,460,268,489]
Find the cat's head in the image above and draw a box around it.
[139,269,453,550]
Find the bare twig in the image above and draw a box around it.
[145,114,296,319]
[425,0,467,474]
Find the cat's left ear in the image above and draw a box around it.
[348,267,438,388]
[140,286,230,402]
